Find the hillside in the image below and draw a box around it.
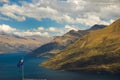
[29,30,85,57]
[0,33,52,53]
[41,19,120,73]
[30,25,105,57]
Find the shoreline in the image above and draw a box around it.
[0,51,28,54]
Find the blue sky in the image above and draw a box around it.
[0,17,65,30]
[0,0,120,36]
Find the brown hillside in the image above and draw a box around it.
[41,19,120,73]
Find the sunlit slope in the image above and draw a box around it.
[30,25,105,57]
[42,19,120,73]
[30,30,88,57]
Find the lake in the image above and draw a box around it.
[0,52,119,80]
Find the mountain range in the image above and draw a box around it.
[0,33,52,53]
[30,24,106,57]
[41,19,120,73]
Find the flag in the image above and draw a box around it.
[17,58,24,67]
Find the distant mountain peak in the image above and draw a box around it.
[69,30,77,33]
[89,24,106,30]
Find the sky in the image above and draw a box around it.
[0,0,120,37]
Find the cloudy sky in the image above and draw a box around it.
[0,0,120,36]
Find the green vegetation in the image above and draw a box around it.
[41,19,120,73]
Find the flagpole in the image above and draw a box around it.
[22,65,24,80]
[22,59,24,80]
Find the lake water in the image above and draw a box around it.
[0,52,119,80]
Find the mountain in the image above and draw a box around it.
[30,24,106,57]
[29,30,85,57]
[41,19,120,73]
[88,24,106,30]
[0,33,52,53]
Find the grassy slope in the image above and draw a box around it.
[30,30,88,57]
[30,25,105,57]
[41,19,120,73]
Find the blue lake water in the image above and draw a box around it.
[0,52,120,80]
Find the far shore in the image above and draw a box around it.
[0,51,28,54]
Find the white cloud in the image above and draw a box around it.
[42,32,49,36]
[0,0,9,3]
[75,15,103,26]
[0,24,42,36]
[0,24,56,37]
[14,31,42,37]
[0,24,81,37]
[65,25,78,31]
[0,4,25,21]
[0,0,119,25]
[2,12,25,21]
[99,5,120,20]
[0,24,16,33]
[38,27,44,31]
[49,27,56,32]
